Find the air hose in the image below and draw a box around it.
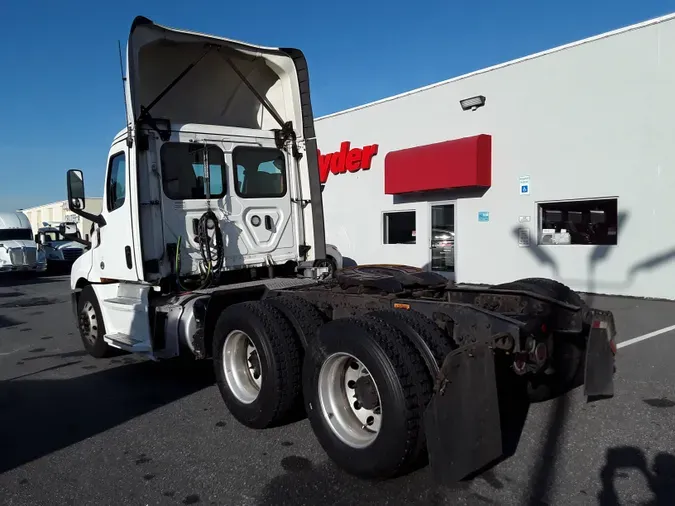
[197,209,224,280]
[174,210,224,292]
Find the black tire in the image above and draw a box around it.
[526,334,586,402]
[326,256,338,277]
[336,265,447,294]
[365,309,455,375]
[496,278,586,402]
[212,300,303,429]
[314,256,338,278]
[77,284,113,358]
[264,295,328,417]
[303,316,432,479]
[265,295,327,348]
[496,277,586,308]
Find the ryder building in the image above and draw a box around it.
[314,13,675,300]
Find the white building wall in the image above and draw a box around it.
[20,198,103,240]
[315,14,675,300]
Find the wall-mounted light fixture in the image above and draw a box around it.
[459,95,486,111]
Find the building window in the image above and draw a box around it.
[538,198,618,245]
[383,210,416,244]
[233,146,287,198]
[107,152,126,212]
[161,143,226,200]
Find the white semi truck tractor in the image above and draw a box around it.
[0,211,47,274]
[64,16,618,483]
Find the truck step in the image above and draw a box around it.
[103,297,145,312]
[104,333,152,353]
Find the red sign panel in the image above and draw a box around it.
[317,141,379,184]
[384,135,492,194]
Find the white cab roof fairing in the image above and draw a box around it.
[0,212,31,230]
[125,16,307,137]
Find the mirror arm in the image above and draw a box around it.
[63,234,92,249]
[66,202,106,228]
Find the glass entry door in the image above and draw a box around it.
[429,203,455,277]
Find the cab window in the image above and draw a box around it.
[0,229,32,241]
[107,152,126,212]
[160,143,226,200]
[233,147,287,198]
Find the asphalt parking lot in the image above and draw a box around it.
[1,274,674,506]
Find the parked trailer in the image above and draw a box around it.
[64,16,617,483]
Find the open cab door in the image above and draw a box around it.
[123,16,326,283]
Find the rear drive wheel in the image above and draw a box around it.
[213,301,303,429]
[496,278,586,401]
[496,277,587,309]
[77,284,113,358]
[365,308,455,374]
[265,295,327,348]
[303,316,432,479]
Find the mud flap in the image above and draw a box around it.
[584,320,616,398]
[423,342,502,483]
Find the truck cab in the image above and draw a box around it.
[67,16,325,293]
[0,212,47,274]
[36,224,86,268]
[64,15,327,358]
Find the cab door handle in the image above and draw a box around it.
[125,246,133,269]
[264,215,273,231]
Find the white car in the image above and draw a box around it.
[0,212,47,274]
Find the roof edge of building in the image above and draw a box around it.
[315,12,675,122]
[19,197,103,212]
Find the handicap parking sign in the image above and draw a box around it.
[519,176,530,195]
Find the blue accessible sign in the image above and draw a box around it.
[519,175,531,196]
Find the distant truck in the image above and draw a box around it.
[35,223,87,270]
[0,212,47,274]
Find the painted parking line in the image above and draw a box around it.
[617,324,675,349]
[0,345,31,357]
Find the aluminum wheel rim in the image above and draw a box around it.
[79,301,98,344]
[318,352,383,449]
[222,330,262,404]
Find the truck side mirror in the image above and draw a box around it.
[67,169,86,211]
[34,234,40,244]
[59,223,78,237]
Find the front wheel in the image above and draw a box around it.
[303,316,432,479]
[77,285,113,358]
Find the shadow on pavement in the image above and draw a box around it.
[0,296,66,309]
[0,273,65,288]
[255,366,530,506]
[0,358,215,474]
[524,394,572,505]
[254,457,501,506]
[599,446,675,505]
[0,314,25,329]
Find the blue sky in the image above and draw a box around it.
[1,0,674,212]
